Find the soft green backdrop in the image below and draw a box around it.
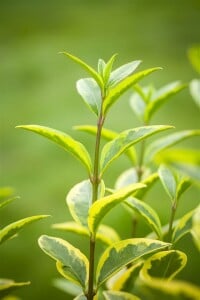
[1,0,200,299]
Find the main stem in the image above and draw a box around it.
[167,199,177,242]
[87,110,105,300]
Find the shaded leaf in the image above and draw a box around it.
[88,183,145,236]
[96,238,170,287]
[140,250,187,281]
[76,78,102,116]
[158,165,177,201]
[191,206,200,251]
[125,197,162,239]
[103,67,161,114]
[172,162,200,182]
[145,130,200,163]
[0,279,30,298]
[0,197,19,210]
[176,177,192,200]
[61,52,103,88]
[133,173,158,199]
[0,187,14,201]
[189,79,200,108]
[0,215,49,245]
[188,45,200,74]
[38,235,89,289]
[108,60,141,87]
[100,125,172,175]
[53,278,82,296]
[103,290,140,300]
[16,125,92,173]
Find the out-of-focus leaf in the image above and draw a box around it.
[158,165,177,201]
[53,278,82,296]
[108,60,142,88]
[0,279,30,298]
[74,294,87,300]
[98,59,106,77]
[0,197,18,210]
[96,238,170,288]
[0,187,14,201]
[176,177,192,200]
[76,78,102,116]
[133,173,158,199]
[145,130,200,163]
[100,125,172,175]
[0,215,49,245]
[103,290,140,300]
[103,67,161,114]
[103,54,118,86]
[61,52,103,88]
[172,162,200,182]
[16,125,92,173]
[188,45,200,74]
[145,81,186,122]
[125,198,162,239]
[154,148,200,165]
[115,168,138,189]
[140,250,187,281]
[88,183,145,236]
[189,79,200,108]
[191,205,200,251]
[38,235,88,289]
[129,92,146,122]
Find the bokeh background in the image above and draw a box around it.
[1,0,200,299]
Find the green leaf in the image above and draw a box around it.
[115,168,138,189]
[76,78,102,116]
[139,278,200,300]
[0,187,14,201]
[0,279,30,298]
[176,177,192,200]
[133,173,159,199]
[189,79,200,108]
[158,165,177,201]
[154,148,200,165]
[88,183,145,236]
[38,235,89,289]
[96,238,170,287]
[103,67,161,114]
[172,162,200,182]
[0,197,18,210]
[108,60,142,88]
[53,278,82,296]
[103,290,140,300]
[192,206,200,251]
[74,294,87,300]
[172,206,199,244]
[61,52,103,89]
[98,59,106,76]
[188,45,200,74]
[0,215,49,245]
[16,125,92,174]
[125,198,162,239]
[103,54,118,86]
[100,125,173,175]
[140,250,187,281]
[129,91,146,122]
[145,129,200,163]
[66,180,105,227]
[52,221,120,246]
[144,81,186,122]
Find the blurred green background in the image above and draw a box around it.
[1,0,200,299]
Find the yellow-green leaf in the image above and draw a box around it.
[103,67,161,114]
[189,79,200,108]
[140,250,187,281]
[88,183,145,236]
[53,278,82,296]
[38,235,89,289]
[100,125,172,175]
[16,125,92,173]
[0,279,30,298]
[103,290,140,300]
[96,238,170,287]
[158,165,177,201]
[0,215,49,245]
[0,197,18,210]
[61,52,104,89]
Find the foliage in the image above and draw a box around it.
[17,53,200,300]
[0,187,49,300]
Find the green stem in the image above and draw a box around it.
[167,199,177,242]
[87,103,105,300]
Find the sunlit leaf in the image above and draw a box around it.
[125,198,162,239]
[103,54,118,86]
[76,78,102,115]
[96,238,170,287]
[158,165,177,201]
[145,130,200,163]
[103,67,161,114]
[108,60,141,87]
[53,278,82,296]
[100,125,172,175]
[145,81,186,122]
[61,52,103,88]
[16,125,92,173]
[189,79,200,108]
[0,215,49,245]
[88,183,145,236]
[140,250,187,281]
[66,180,105,227]
[0,279,30,298]
[103,290,140,300]
[38,235,89,289]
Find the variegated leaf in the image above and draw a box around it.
[103,290,140,300]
